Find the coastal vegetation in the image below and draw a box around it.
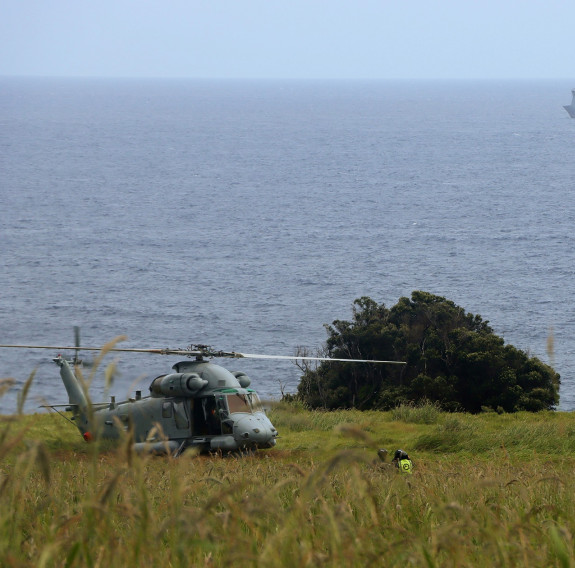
[2,400,575,567]
[297,292,559,413]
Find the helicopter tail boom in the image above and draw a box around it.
[53,356,88,411]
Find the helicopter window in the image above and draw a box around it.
[173,401,189,429]
[162,402,173,418]
[249,393,264,413]
[217,396,229,419]
[226,393,252,414]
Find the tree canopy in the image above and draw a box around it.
[297,292,560,413]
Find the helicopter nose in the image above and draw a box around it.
[234,415,276,447]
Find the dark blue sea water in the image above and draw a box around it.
[1,77,574,414]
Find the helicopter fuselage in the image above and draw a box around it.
[54,356,278,455]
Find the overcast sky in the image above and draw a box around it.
[1,0,573,80]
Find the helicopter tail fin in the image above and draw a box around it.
[53,356,88,410]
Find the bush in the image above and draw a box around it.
[298,292,560,413]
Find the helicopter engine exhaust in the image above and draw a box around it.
[149,373,208,397]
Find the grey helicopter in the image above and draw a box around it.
[0,340,406,456]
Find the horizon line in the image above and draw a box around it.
[1,74,574,83]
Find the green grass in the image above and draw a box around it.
[3,402,575,566]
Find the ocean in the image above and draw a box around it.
[1,77,574,414]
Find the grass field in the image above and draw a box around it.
[2,400,575,567]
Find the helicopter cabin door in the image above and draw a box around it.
[192,396,221,436]
[159,399,192,439]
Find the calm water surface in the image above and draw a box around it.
[1,78,574,413]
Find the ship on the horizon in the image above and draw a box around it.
[564,89,575,118]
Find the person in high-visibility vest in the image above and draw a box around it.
[392,449,413,474]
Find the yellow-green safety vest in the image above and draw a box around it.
[398,458,413,474]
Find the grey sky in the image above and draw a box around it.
[1,0,572,80]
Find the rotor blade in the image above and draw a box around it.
[229,352,407,364]
[0,345,197,355]
[0,344,406,363]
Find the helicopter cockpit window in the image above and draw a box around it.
[226,393,252,414]
[225,393,264,414]
[249,392,264,413]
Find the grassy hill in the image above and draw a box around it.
[2,401,575,566]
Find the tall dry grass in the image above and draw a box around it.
[2,382,575,565]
